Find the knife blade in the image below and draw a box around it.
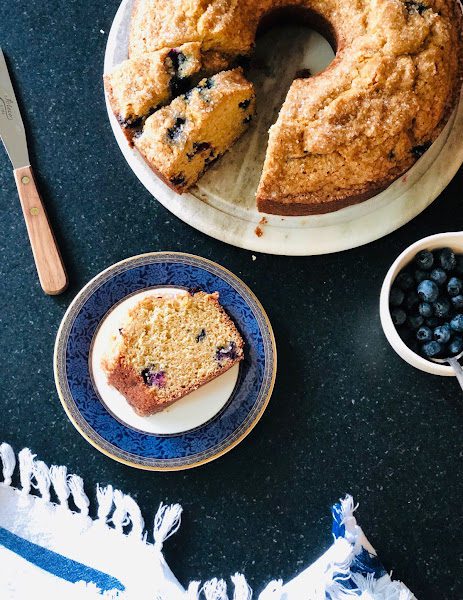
[0,48,67,295]
[0,49,29,169]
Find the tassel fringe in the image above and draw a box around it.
[0,444,178,546]
[231,573,252,600]
[0,443,16,486]
[0,443,416,600]
[202,578,228,600]
[153,502,182,551]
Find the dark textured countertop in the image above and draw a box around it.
[0,2,462,597]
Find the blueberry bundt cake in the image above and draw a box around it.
[106,0,462,215]
[102,291,244,416]
[134,68,255,191]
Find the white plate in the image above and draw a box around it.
[90,287,239,435]
[104,0,463,256]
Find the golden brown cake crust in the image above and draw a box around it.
[126,0,463,215]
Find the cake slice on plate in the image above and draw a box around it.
[133,67,256,192]
[102,291,244,416]
[104,42,203,143]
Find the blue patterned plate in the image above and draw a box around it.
[54,253,276,470]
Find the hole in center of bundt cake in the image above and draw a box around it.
[256,5,338,54]
[194,22,334,205]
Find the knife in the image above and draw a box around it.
[0,49,67,295]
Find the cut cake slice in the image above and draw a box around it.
[102,291,244,416]
[104,42,203,143]
[133,67,256,192]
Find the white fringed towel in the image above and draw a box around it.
[0,443,416,599]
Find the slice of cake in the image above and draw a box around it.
[104,42,202,143]
[133,68,256,192]
[102,291,244,416]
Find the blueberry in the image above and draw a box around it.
[450,314,463,332]
[404,291,419,311]
[417,280,438,302]
[167,116,186,141]
[438,247,456,272]
[200,77,214,89]
[216,341,238,362]
[170,74,191,97]
[425,317,442,328]
[451,294,463,310]
[196,328,206,342]
[415,249,434,270]
[433,298,450,318]
[430,268,447,286]
[395,271,414,291]
[447,276,462,297]
[416,326,432,342]
[433,324,451,344]
[411,141,431,157]
[414,269,428,283]
[407,314,424,329]
[418,302,433,318]
[421,340,442,358]
[389,286,404,306]
[141,368,166,388]
[405,0,431,15]
[170,173,186,187]
[448,336,463,356]
[187,141,211,160]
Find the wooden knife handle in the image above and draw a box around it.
[14,165,68,295]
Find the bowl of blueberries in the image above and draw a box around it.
[380,232,463,377]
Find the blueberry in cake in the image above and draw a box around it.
[133,68,255,192]
[102,291,244,416]
[390,247,463,360]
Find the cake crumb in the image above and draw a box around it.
[259,217,268,225]
[255,227,263,237]
[251,255,257,261]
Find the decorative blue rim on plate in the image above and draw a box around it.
[54,253,277,470]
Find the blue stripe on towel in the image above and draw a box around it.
[0,526,125,593]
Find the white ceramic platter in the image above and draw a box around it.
[104,0,463,256]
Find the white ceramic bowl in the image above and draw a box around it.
[380,232,463,377]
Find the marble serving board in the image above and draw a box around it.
[104,0,463,256]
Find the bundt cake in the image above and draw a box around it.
[106,0,462,215]
[134,68,255,191]
[102,290,244,416]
